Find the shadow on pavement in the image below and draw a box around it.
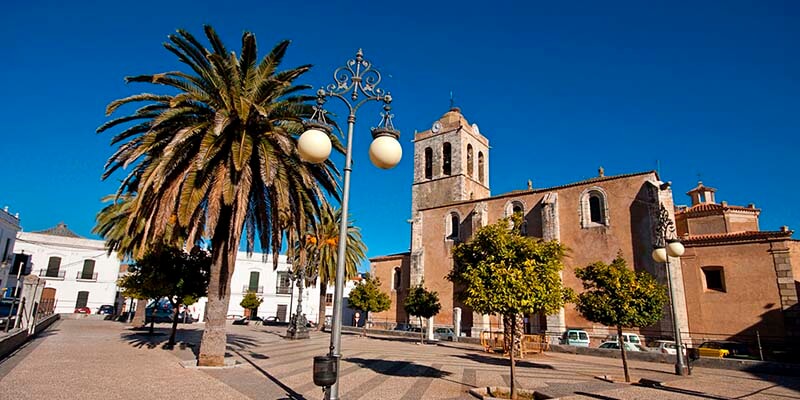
[454,353,555,369]
[343,357,451,378]
[232,349,308,400]
[120,328,261,360]
[635,382,731,400]
[573,392,621,400]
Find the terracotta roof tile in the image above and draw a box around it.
[683,230,792,245]
[33,222,83,238]
[676,202,760,216]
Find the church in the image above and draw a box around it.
[370,107,799,352]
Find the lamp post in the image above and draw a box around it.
[297,49,401,400]
[287,241,319,340]
[651,203,688,376]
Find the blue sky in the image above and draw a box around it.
[1,1,798,269]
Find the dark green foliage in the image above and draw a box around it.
[240,291,264,310]
[348,274,391,315]
[404,283,442,344]
[574,253,667,329]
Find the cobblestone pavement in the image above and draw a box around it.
[1,319,799,400]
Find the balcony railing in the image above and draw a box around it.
[243,285,264,294]
[39,269,66,280]
[276,286,291,295]
[76,272,99,281]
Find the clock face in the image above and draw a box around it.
[432,121,442,133]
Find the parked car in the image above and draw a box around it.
[598,341,645,352]
[606,333,642,345]
[434,327,455,341]
[651,340,686,356]
[74,307,91,314]
[561,329,590,347]
[393,323,412,331]
[697,341,751,358]
[97,305,115,315]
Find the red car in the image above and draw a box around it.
[74,307,91,314]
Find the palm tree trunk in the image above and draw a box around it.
[198,206,239,367]
[618,325,630,382]
[131,299,147,328]
[317,283,327,331]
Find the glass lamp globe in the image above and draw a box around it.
[667,241,685,257]
[652,247,668,263]
[369,135,402,169]
[297,128,332,164]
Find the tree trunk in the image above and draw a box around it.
[419,315,424,344]
[168,301,181,347]
[618,325,630,383]
[317,283,327,331]
[149,317,155,334]
[510,314,517,400]
[131,298,147,328]
[198,206,239,367]
[503,314,523,357]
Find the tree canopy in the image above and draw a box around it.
[450,215,573,400]
[574,253,667,382]
[403,283,441,344]
[240,291,264,311]
[347,274,391,336]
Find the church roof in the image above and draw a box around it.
[682,230,792,245]
[686,181,716,195]
[676,202,760,217]
[33,222,83,238]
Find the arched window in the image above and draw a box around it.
[478,151,485,183]
[505,201,527,235]
[443,143,452,176]
[589,195,602,223]
[580,187,609,228]
[424,147,432,179]
[467,144,474,177]
[447,212,460,240]
[393,267,402,291]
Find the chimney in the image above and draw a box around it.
[780,226,790,232]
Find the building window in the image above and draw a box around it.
[393,267,402,291]
[325,293,333,306]
[702,267,726,292]
[277,272,292,295]
[46,257,61,278]
[249,271,260,291]
[467,144,474,177]
[447,212,460,240]
[443,142,452,176]
[424,147,433,179]
[2,238,10,262]
[478,151,485,183]
[580,187,609,228]
[75,291,89,309]
[80,260,96,280]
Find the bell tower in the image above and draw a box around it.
[409,108,490,285]
[411,107,490,214]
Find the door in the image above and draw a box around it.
[276,304,288,322]
[75,291,89,309]
[41,288,56,315]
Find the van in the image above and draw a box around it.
[606,333,641,345]
[562,329,590,347]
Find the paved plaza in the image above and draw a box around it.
[1,320,799,399]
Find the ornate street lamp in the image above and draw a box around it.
[651,202,688,376]
[297,49,400,400]
[286,240,320,340]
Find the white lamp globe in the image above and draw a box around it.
[652,247,668,263]
[297,129,332,164]
[667,241,685,257]
[369,135,402,169]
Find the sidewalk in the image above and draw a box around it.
[1,319,798,399]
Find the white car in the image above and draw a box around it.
[651,340,687,356]
[598,341,646,352]
[434,327,455,341]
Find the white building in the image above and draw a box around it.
[0,205,22,294]
[14,223,122,314]
[192,251,359,325]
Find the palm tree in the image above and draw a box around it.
[303,208,367,330]
[97,26,340,366]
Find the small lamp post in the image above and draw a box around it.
[297,49,400,400]
[652,203,688,376]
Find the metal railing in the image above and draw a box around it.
[38,269,65,279]
[276,286,291,295]
[76,272,99,281]
[243,285,264,294]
